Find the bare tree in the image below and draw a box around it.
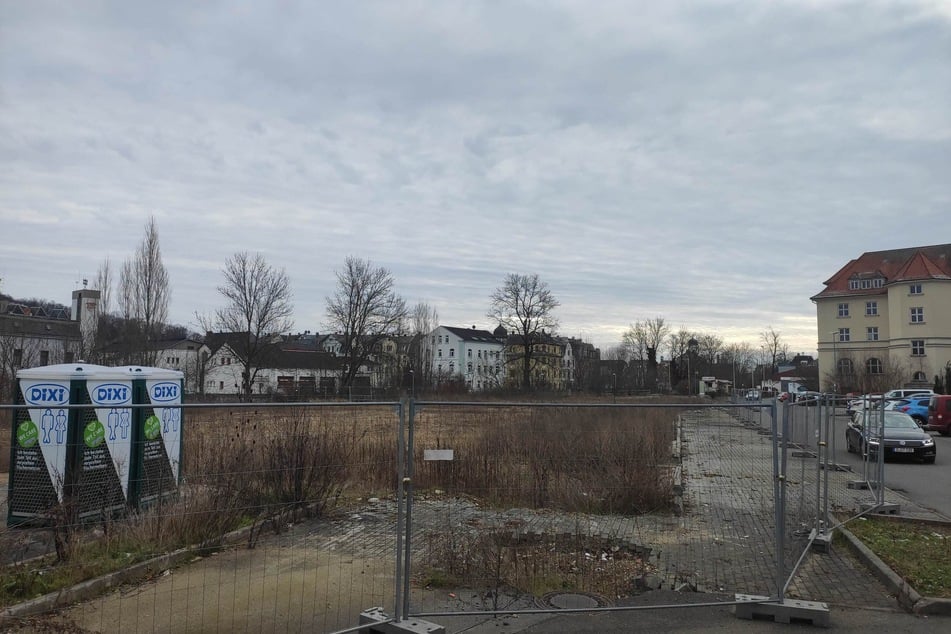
[116,217,170,365]
[409,301,439,388]
[94,257,113,317]
[215,252,294,398]
[760,326,784,376]
[721,342,756,388]
[623,317,670,391]
[695,333,723,366]
[325,257,407,391]
[488,273,559,390]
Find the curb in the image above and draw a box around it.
[837,525,951,616]
[0,522,256,627]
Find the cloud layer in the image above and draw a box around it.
[2,1,949,354]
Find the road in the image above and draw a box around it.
[826,411,951,519]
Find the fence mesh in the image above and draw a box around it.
[1,396,903,632]
[2,402,401,633]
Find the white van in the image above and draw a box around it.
[883,388,935,400]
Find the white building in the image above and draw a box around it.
[154,335,210,395]
[429,325,506,391]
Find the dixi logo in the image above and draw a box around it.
[92,383,130,405]
[25,383,69,405]
[151,382,179,402]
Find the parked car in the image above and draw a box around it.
[884,397,931,426]
[795,391,821,406]
[883,388,935,400]
[926,395,951,436]
[847,395,882,415]
[745,389,759,401]
[777,392,789,402]
[846,410,936,463]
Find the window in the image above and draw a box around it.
[13,349,22,365]
[849,279,859,290]
[909,284,922,295]
[865,301,877,316]
[64,351,74,364]
[467,349,472,358]
[836,358,854,375]
[837,303,849,317]
[913,371,927,382]
[449,349,455,357]
[910,307,924,323]
[866,358,883,375]
[866,327,878,341]
[467,363,472,373]
[911,340,925,356]
[837,328,850,342]
[40,350,49,366]
[219,381,224,390]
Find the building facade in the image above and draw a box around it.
[429,325,506,391]
[812,244,951,393]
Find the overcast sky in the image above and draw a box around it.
[1,1,949,356]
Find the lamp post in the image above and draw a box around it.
[687,338,699,396]
[612,372,617,404]
[409,369,415,398]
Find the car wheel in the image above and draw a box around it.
[913,416,926,426]
[846,434,855,453]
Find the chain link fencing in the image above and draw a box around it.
[2,394,899,632]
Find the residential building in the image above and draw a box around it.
[429,325,506,391]
[203,333,342,397]
[504,330,565,390]
[154,335,210,394]
[0,288,98,399]
[811,244,951,392]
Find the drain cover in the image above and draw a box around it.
[537,591,611,610]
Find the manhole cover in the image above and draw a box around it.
[536,591,611,610]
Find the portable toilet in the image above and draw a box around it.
[7,363,132,526]
[118,366,185,508]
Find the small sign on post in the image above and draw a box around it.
[423,449,454,461]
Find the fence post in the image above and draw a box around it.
[771,401,785,602]
[402,398,417,619]
[394,398,407,620]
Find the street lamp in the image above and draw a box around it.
[612,372,617,404]
[409,369,415,398]
[687,338,699,396]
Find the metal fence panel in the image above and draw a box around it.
[403,401,783,625]
[2,401,402,634]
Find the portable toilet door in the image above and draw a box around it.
[7,363,131,526]
[119,366,185,508]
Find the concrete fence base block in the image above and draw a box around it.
[359,608,446,634]
[861,502,900,515]
[847,480,882,490]
[819,462,852,472]
[809,528,834,553]
[792,450,818,458]
[733,594,830,627]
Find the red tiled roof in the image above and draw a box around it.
[812,244,951,300]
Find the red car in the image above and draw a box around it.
[926,395,951,436]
